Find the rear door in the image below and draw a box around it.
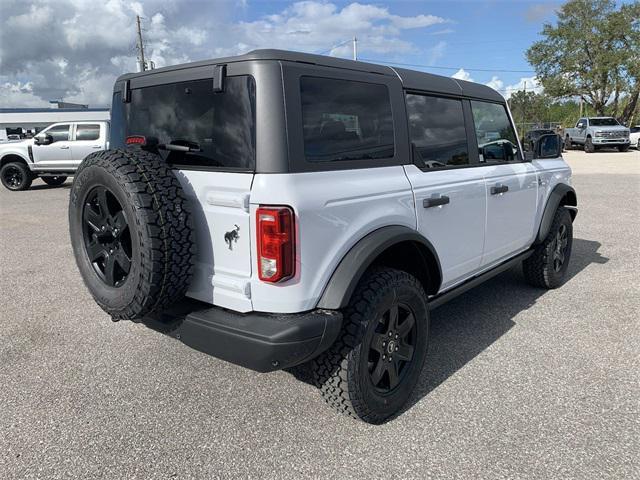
[32,123,73,170]
[403,93,486,290]
[470,100,538,266]
[71,123,105,165]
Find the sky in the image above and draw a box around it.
[0,0,567,108]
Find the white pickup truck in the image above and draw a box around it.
[564,117,631,153]
[0,121,109,191]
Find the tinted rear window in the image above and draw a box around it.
[76,124,100,141]
[112,76,256,170]
[300,77,394,162]
[406,94,469,168]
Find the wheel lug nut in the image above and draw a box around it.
[388,332,393,337]
[395,334,398,339]
[389,356,393,362]
[382,342,386,348]
[382,354,386,360]
[395,346,399,351]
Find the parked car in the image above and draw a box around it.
[0,121,109,191]
[629,126,640,149]
[68,50,577,423]
[564,117,630,152]
[524,128,555,152]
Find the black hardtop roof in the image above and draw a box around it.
[117,49,503,103]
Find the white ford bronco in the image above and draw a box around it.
[68,50,577,423]
[0,121,109,191]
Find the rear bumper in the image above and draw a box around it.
[142,301,342,372]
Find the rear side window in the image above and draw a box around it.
[406,94,469,168]
[119,76,256,170]
[470,101,520,162]
[300,77,394,162]
[76,124,100,141]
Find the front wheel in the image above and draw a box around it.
[618,145,629,152]
[564,136,572,150]
[42,176,68,187]
[312,268,429,424]
[0,162,32,191]
[584,137,595,153]
[523,206,573,289]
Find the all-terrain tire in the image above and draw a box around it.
[523,206,573,289]
[69,148,195,320]
[584,137,595,153]
[1,161,32,191]
[312,267,429,424]
[42,175,68,187]
[618,145,629,152]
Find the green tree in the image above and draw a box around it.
[526,0,640,124]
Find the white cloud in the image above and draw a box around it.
[451,68,473,82]
[0,1,450,107]
[503,76,543,98]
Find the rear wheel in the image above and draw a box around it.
[69,148,195,320]
[312,268,429,424]
[42,175,68,187]
[1,162,32,191]
[584,137,595,153]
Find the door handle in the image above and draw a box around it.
[490,184,509,195]
[59,146,70,149]
[91,146,102,149]
[423,195,450,208]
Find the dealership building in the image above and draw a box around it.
[0,102,110,139]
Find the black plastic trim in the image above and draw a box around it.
[429,250,533,309]
[317,226,442,309]
[142,301,342,373]
[535,184,577,244]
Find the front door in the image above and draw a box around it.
[32,123,73,170]
[404,93,486,291]
[470,100,538,267]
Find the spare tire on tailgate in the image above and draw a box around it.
[69,148,195,320]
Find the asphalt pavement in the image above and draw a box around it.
[1,149,638,479]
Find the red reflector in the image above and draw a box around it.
[125,135,146,145]
[256,206,295,283]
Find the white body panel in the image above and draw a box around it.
[32,124,74,169]
[479,162,539,266]
[248,167,416,313]
[403,164,486,290]
[69,122,108,167]
[175,170,254,313]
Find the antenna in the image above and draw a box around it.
[353,36,358,61]
[136,15,146,72]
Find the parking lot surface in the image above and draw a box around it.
[1,149,638,479]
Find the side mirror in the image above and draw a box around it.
[577,122,585,129]
[535,134,562,159]
[39,134,54,145]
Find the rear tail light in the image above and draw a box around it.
[125,135,146,145]
[256,206,295,282]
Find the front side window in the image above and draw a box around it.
[76,124,101,141]
[470,101,520,162]
[300,77,394,162]
[117,76,256,169]
[406,94,469,169]
[45,124,70,143]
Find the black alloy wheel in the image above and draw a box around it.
[82,186,132,287]
[368,302,417,393]
[3,165,23,189]
[552,224,569,273]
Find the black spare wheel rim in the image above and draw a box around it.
[552,223,569,273]
[3,165,24,189]
[82,186,132,287]
[368,301,417,394]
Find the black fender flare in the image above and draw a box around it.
[535,184,577,244]
[316,226,442,310]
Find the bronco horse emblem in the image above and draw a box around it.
[224,224,240,250]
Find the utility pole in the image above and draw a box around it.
[579,96,584,117]
[521,81,527,136]
[353,36,358,61]
[136,15,146,72]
